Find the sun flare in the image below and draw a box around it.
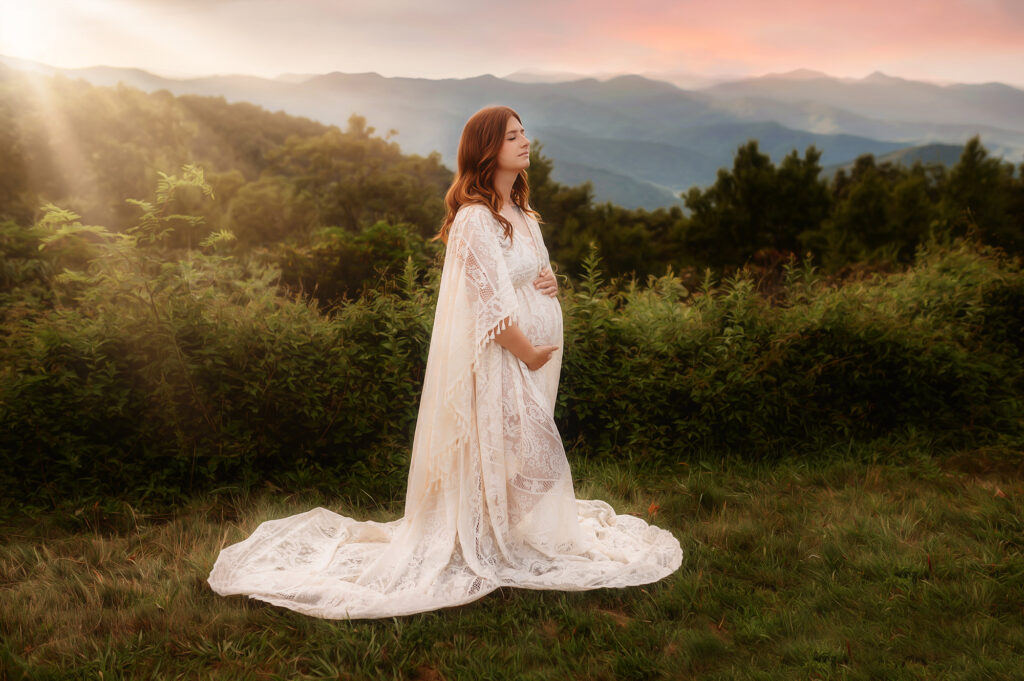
[0,3,49,61]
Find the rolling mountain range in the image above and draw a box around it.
[2,55,1021,211]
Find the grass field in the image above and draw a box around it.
[2,439,1023,680]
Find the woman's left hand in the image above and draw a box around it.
[533,266,558,297]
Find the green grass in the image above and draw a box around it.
[2,443,1023,680]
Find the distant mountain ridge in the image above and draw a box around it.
[702,70,1024,133]
[2,55,1020,210]
[822,142,968,178]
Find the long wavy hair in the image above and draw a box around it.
[435,105,542,245]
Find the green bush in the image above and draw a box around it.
[277,219,442,307]
[2,168,1022,510]
[558,239,1024,461]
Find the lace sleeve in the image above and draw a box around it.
[446,205,520,355]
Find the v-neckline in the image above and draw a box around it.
[507,205,541,260]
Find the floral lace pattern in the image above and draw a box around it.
[207,203,683,619]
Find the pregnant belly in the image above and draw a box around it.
[516,286,563,348]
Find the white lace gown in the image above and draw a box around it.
[207,203,683,619]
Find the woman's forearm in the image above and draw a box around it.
[492,319,536,364]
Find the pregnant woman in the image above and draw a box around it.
[207,105,683,619]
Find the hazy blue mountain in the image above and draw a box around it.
[701,70,1024,136]
[822,142,969,178]
[3,55,1020,209]
[698,92,1024,157]
[547,158,686,210]
[533,125,717,191]
[760,68,835,80]
[646,120,905,168]
[504,67,741,90]
[503,69,612,83]
[274,73,319,84]
[533,122,903,198]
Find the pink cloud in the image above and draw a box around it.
[5,0,1022,85]
[550,0,1024,76]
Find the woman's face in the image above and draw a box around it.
[495,115,530,172]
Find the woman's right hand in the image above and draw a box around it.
[526,345,559,371]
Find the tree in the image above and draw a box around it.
[228,176,314,246]
[940,136,1020,252]
[802,154,945,270]
[278,220,441,307]
[264,115,448,236]
[682,141,831,267]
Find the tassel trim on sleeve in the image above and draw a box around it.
[424,306,520,489]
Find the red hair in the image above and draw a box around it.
[435,105,542,244]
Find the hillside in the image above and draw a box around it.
[5,56,1017,208]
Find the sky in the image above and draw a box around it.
[1,0,1023,87]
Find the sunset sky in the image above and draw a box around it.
[1,0,1022,87]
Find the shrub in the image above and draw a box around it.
[2,169,1022,510]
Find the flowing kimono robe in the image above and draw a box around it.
[207,203,683,619]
